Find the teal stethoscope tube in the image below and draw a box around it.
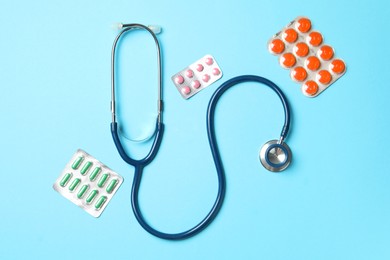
[110,22,291,242]
[111,75,291,240]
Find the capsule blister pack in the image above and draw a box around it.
[53,149,123,218]
[171,54,223,99]
[268,16,346,97]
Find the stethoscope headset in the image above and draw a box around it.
[111,23,292,240]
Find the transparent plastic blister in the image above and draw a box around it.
[171,54,223,99]
[53,149,123,217]
[268,16,346,97]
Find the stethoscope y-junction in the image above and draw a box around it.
[111,23,292,240]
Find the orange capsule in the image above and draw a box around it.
[330,59,346,74]
[294,42,309,57]
[317,70,332,84]
[297,17,311,33]
[303,80,319,96]
[305,56,321,71]
[280,53,296,68]
[283,28,298,43]
[318,45,334,60]
[308,31,323,46]
[269,39,285,54]
[291,66,308,81]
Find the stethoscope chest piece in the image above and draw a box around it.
[259,140,292,172]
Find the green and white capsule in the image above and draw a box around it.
[59,173,72,187]
[97,173,110,188]
[69,178,81,192]
[89,167,101,181]
[106,179,119,194]
[95,196,107,210]
[72,156,84,170]
[77,184,89,199]
[86,190,98,204]
[80,161,93,175]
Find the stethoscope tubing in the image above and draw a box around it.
[111,24,291,240]
[111,121,164,167]
[112,75,291,240]
[208,75,291,142]
[130,163,226,240]
[112,120,224,240]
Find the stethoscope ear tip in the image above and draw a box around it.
[112,23,162,34]
[112,23,124,30]
[259,139,292,172]
[147,25,162,34]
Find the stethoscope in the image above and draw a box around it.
[111,23,292,240]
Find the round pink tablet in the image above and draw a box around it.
[186,69,194,78]
[196,64,204,72]
[212,68,221,76]
[191,80,201,89]
[202,74,210,82]
[175,75,184,84]
[205,57,214,65]
[181,86,191,95]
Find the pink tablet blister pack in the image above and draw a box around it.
[268,16,346,97]
[171,55,223,99]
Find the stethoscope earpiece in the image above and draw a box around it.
[259,140,292,172]
[112,23,162,34]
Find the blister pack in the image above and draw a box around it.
[171,54,223,99]
[53,149,123,217]
[268,16,346,97]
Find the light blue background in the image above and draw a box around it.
[1,0,389,259]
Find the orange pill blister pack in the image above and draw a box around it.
[268,16,346,97]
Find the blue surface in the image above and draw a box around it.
[1,0,390,259]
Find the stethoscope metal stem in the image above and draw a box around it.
[111,23,163,124]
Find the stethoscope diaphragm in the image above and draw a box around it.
[259,139,292,172]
